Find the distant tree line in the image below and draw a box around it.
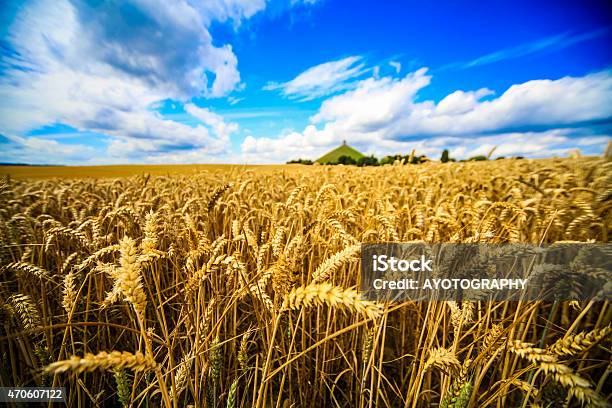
[287,148,520,166]
[333,155,380,166]
[286,158,314,165]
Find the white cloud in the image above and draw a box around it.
[0,0,266,162]
[241,69,612,162]
[227,96,245,105]
[185,103,239,143]
[311,68,431,126]
[389,61,401,73]
[391,71,612,137]
[191,0,267,25]
[312,69,612,138]
[1,134,98,165]
[291,0,323,5]
[241,125,324,162]
[442,27,611,70]
[263,56,368,100]
[435,88,494,115]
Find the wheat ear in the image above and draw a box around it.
[548,326,611,356]
[209,336,223,381]
[282,283,382,319]
[9,294,41,331]
[509,340,556,363]
[113,369,131,407]
[46,351,156,374]
[440,359,472,408]
[116,236,147,320]
[311,244,360,284]
[62,270,78,314]
[226,378,238,408]
[424,347,461,374]
[5,261,50,279]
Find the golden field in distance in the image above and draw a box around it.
[0,163,320,180]
[0,157,610,407]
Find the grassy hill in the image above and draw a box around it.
[316,143,365,164]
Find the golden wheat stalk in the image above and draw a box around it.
[77,244,120,271]
[184,265,207,297]
[423,347,461,374]
[5,261,50,279]
[170,353,193,399]
[62,271,77,314]
[539,361,607,407]
[479,323,506,362]
[311,244,360,284]
[548,326,611,356]
[238,331,251,371]
[60,252,79,274]
[207,184,231,212]
[509,340,556,363]
[46,351,156,374]
[271,226,286,257]
[115,236,148,320]
[141,210,160,253]
[282,283,383,319]
[8,293,40,332]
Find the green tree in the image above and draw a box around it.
[357,155,379,167]
[440,149,450,163]
[410,155,428,164]
[337,155,357,165]
[380,154,405,165]
[380,155,395,165]
[286,158,313,165]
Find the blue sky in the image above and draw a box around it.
[0,0,611,164]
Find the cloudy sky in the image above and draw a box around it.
[0,0,611,164]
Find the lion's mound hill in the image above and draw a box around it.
[316,141,365,164]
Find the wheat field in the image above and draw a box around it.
[0,158,610,407]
